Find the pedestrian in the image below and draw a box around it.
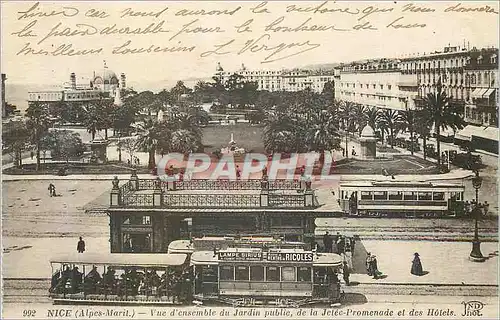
[337,235,345,255]
[483,201,489,215]
[236,165,241,179]
[262,166,268,178]
[332,232,340,254]
[371,254,380,279]
[342,148,345,157]
[366,252,373,276]
[464,201,471,215]
[323,232,332,253]
[350,236,356,253]
[351,146,356,156]
[342,261,350,286]
[411,252,424,276]
[48,183,56,197]
[30,151,34,160]
[77,237,86,253]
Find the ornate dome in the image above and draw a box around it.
[93,69,119,85]
[360,124,376,138]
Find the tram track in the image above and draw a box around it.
[3,279,496,304]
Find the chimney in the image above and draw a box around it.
[120,73,126,89]
[70,73,76,89]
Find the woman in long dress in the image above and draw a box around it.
[411,252,424,276]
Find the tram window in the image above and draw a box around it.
[281,266,295,281]
[404,192,417,200]
[360,191,372,200]
[235,266,249,281]
[250,266,264,281]
[220,266,234,281]
[418,192,432,200]
[297,267,311,282]
[373,191,387,200]
[388,191,403,200]
[433,192,445,200]
[266,267,280,282]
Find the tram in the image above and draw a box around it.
[169,236,344,307]
[49,253,189,305]
[338,180,465,218]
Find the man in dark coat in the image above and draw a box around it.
[323,232,332,253]
[411,252,424,276]
[332,232,340,254]
[77,237,85,253]
[342,261,350,286]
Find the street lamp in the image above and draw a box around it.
[469,170,485,262]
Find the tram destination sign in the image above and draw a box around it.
[218,251,263,261]
[267,252,313,262]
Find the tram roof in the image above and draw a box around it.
[49,253,187,267]
[339,180,464,188]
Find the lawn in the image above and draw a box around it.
[202,123,265,153]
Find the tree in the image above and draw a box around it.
[399,108,417,155]
[26,102,53,171]
[170,129,199,154]
[422,79,466,165]
[40,130,85,162]
[117,137,138,164]
[338,100,357,158]
[170,81,192,105]
[134,119,165,169]
[379,109,402,148]
[3,120,30,168]
[352,104,369,135]
[414,108,433,159]
[366,107,381,132]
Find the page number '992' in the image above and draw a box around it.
[23,310,36,317]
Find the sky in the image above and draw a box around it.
[1,1,499,91]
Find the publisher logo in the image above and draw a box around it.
[461,300,484,317]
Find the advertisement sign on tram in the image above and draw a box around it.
[267,252,313,262]
[218,251,263,261]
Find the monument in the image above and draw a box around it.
[359,125,377,159]
[221,133,245,155]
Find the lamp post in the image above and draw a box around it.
[469,170,485,262]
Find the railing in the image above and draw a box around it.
[175,179,261,190]
[121,193,155,207]
[132,179,303,191]
[119,181,133,204]
[268,194,306,208]
[163,194,261,208]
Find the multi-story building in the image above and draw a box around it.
[336,58,416,111]
[335,45,498,153]
[214,63,334,93]
[28,63,127,104]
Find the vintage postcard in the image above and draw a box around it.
[1,1,498,319]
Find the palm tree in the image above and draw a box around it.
[365,107,381,131]
[307,109,341,162]
[338,100,356,158]
[379,109,402,148]
[399,108,417,155]
[83,105,99,141]
[134,119,166,169]
[352,104,368,135]
[414,108,433,159]
[422,79,466,165]
[170,129,199,154]
[26,102,53,171]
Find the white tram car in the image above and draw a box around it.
[338,180,465,218]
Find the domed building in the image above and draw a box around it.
[359,124,377,159]
[92,68,120,93]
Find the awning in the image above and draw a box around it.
[471,88,496,99]
[455,125,475,141]
[456,125,499,142]
[472,126,499,141]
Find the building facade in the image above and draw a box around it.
[28,64,127,104]
[215,63,335,93]
[336,59,415,111]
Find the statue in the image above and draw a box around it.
[112,176,120,189]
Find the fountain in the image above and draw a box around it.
[221,133,245,155]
